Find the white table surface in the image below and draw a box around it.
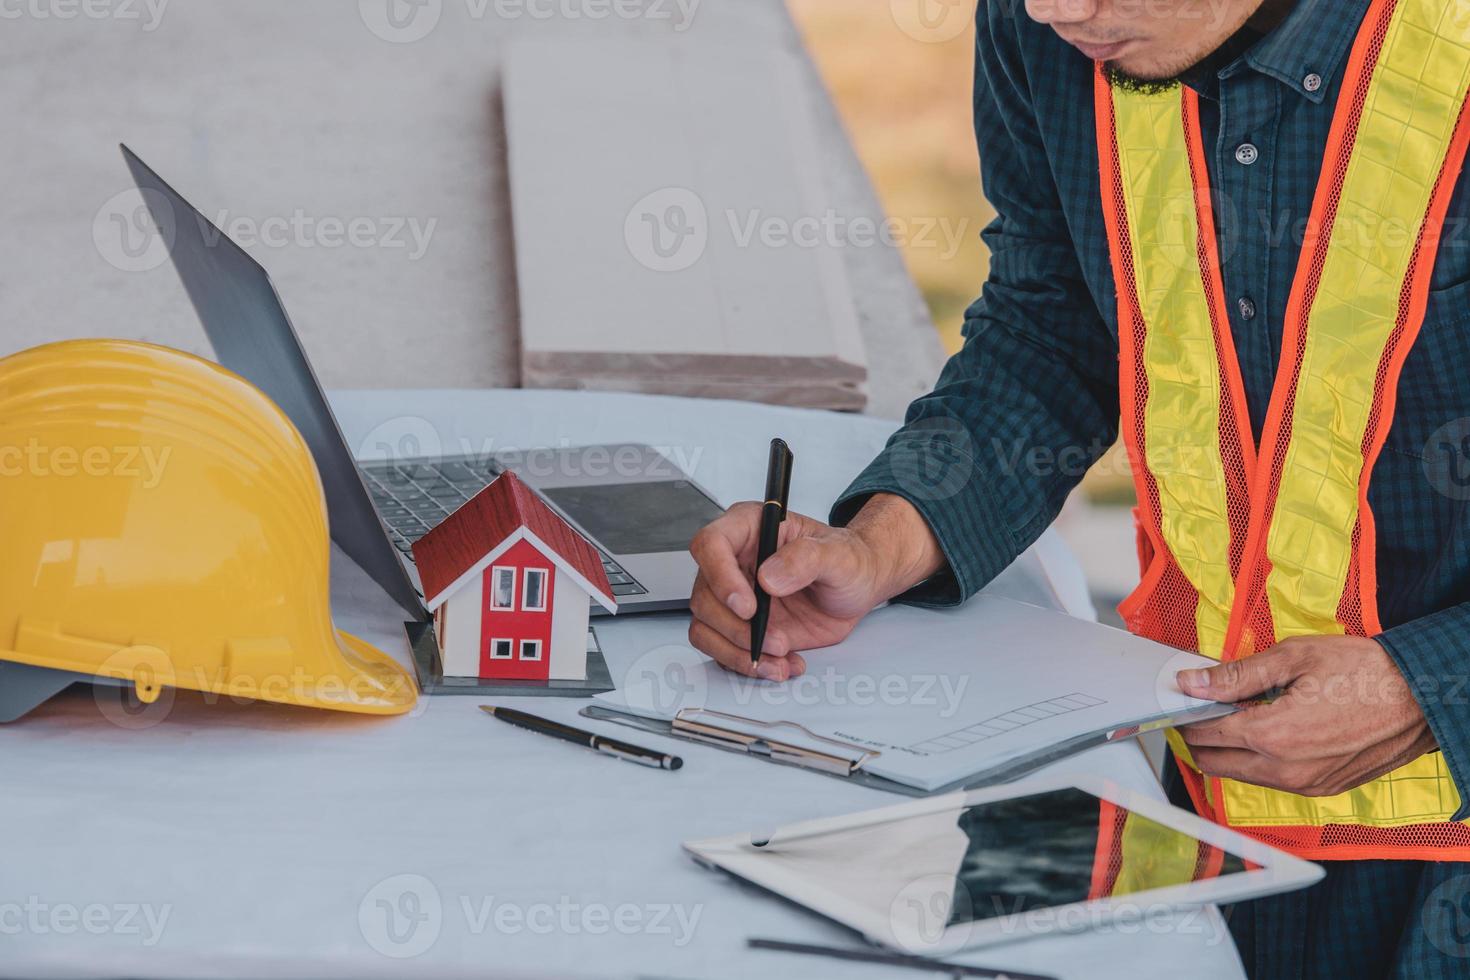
[0,390,1245,980]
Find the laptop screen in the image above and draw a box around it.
[120,145,426,619]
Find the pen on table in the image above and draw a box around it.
[750,437,794,669]
[480,705,683,770]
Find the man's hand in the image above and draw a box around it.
[1177,635,1437,797]
[686,493,944,681]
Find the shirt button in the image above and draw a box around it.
[1238,297,1258,320]
[1304,72,1323,93]
[1235,143,1259,166]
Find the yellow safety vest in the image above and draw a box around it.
[1095,0,1470,860]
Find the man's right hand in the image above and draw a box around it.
[686,493,945,681]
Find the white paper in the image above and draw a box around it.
[597,595,1219,791]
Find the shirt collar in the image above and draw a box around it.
[1234,0,1370,103]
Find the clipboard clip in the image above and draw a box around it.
[671,708,879,776]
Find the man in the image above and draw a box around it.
[687,0,1470,976]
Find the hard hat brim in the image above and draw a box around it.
[0,630,419,720]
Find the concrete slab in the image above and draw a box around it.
[0,0,944,419]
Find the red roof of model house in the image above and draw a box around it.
[411,470,617,613]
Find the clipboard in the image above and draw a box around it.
[579,700,1237,797]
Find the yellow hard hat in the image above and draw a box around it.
[0,339,417,720]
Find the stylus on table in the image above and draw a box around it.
[480,706,682,770]
[750,438,794,668]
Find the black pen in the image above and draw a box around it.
[750,438,794,668]
[480,706,683,770]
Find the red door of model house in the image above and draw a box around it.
[479,538,556,680]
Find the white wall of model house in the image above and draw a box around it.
[437,566,591,680]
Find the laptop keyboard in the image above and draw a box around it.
[359,457,648,597]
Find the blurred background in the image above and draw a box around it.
[788,1,1138,621]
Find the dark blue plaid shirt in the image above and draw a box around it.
[834,1,1470,975]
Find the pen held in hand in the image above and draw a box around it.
[750,438,794,669]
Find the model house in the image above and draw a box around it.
[411,471,617,681]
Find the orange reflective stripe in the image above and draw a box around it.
[1095,71,1205,654]
[1088,799,1125,901]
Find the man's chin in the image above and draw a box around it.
[1104,58,1185,92]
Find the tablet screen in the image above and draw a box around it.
[686,779,1320,954]
[945,787,1248,925]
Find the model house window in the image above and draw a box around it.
[490,567,515,610]
[522,568,548,611]
[490,638,513,660]
[519,639,543,661]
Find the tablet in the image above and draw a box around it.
[683,772,1323,955]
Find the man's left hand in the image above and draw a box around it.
[1177,635,1438,797]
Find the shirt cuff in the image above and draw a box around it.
[1376,603,1470,822]
[829,442,1017,608]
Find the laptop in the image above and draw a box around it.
[121,145,723,621]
